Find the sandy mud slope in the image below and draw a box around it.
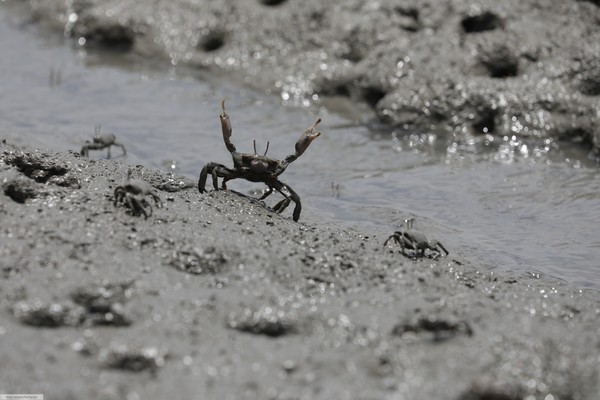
[1,141,599,399]
[17,0,600,156]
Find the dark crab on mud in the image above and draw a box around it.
[384,219,449,258]
[114,169,162,219]
[198,100,322,222]
[81,126,127,158]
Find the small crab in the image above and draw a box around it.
[198,100,322,222]
[81,126,127,158]
[384,219,449,258]
[114,169,162,219]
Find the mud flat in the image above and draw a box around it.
[17,0,600,156]
[1,141,599,399]
[2,0,600,398]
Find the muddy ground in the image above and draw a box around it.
[1,143,599,399]
[19,0,600,156]
[2,0,600,398]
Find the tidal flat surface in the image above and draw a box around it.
[1,4,599,289]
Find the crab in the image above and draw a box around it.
[384,219,449,258]
[114,169,162,219]
[81,126,127,158]
[198,100,322,222]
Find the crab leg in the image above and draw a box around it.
[112,141,127,157]
[80,142,107,157]
[434,241,449,256]
[288,185,302,222]
[134,197,152,219]
[199,162,224,192]
[123,195,150,219]
[198,162,240,193]
[114,187,126,206]
[384,232,414,255]
[271,180,302,222]
[259,186,274,200]
[383,232,401,247]
[398,234,410,255]
[149,192,163,208]
[273,197,291,213]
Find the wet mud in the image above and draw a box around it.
[2,0,600,397]
[1,141,599,399]
[18,0,600,158]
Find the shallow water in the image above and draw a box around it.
[1,5,599,290]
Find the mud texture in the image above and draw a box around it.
[1,141,599,399]
[17,0,600,156]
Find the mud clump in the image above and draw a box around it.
[2,149,79,192]
[11,282,134,328]
[228,306,300,337]
[167,245,229,275]
[70,282,134,327]
[144,172,195,193]
[3,150,69,183]
[12,301,83,327]
[3,178,41,203]
[391,314,473,342]
[99,345,167,372]
[46,174,81,188]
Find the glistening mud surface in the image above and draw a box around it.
[1,142,599,399]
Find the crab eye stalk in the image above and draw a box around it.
[252,140,270,156]
[295,118,321,156]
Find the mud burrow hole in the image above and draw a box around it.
[260,0,287,6]
[461,11,503,33]
[198,31,226,52]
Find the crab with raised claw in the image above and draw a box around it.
[384,219,449,258]
[114,169,162,219]
[198,100,322,222]
[81,126,127,158]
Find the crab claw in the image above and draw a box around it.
[220,99,232,143]
[295,118,321,157]
[219,99,237,153]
